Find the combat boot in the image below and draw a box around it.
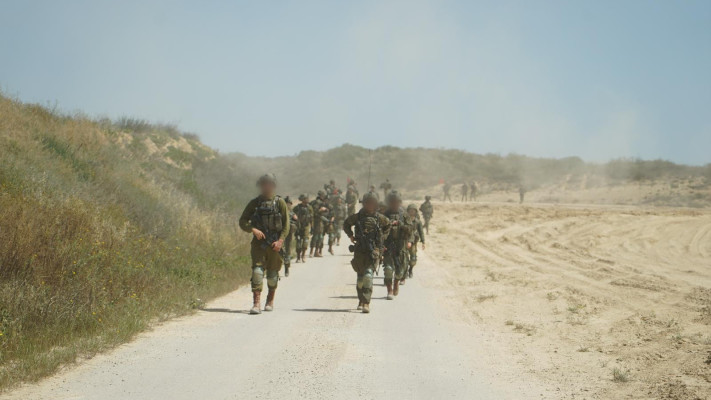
[393,280,400,296]
[264,288,276,311]
[400,279,406,286]
[328,244,334,255]
[284,265,290,277]
[337,238,340,246]
[315,248,323,257]
[386,283,394,300]
[309,247,314,258]
[357,302,363,311]
[362,303,370,313]
[250,291,261,315]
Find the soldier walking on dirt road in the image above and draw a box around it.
[343,193,391,313]
[239,174,290,315]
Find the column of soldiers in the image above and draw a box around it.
[240,174,434,315]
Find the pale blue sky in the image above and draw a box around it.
[1,0,709,164]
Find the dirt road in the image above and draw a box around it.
[1,243,550,400]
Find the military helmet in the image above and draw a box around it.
[298,193,308,201]
[386,190,401,203]
[284,196,293,205]
[425,195,432,200]
[362,192,378,204]
[256,173,277,186]
[329,179,335,185]
[317,189,326,197]
[407,203,417,211]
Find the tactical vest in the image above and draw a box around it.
[354,212,382,257]
[385,209,406,242]
[253,196,282,234]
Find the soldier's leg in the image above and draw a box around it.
[328,232,335,255]
[263,249,282,311]
[383,255,394,300]
[249,244,267,314]
[282,237,292,276]
[408,244,418,277]
[335,222,342,245]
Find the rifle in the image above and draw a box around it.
[251,212,280,249]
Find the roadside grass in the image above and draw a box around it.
[0,94,252,390]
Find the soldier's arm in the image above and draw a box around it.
[343,214,356,238]
[238,198,258,233]
[277,198,290,241]
[417,221,425,244]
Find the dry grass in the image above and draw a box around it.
[0,94,252,390]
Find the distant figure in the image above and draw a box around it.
[469,181,478,201]
[460,183,468,202]
[519,186,526,204]
[368,185,380,201]
[443,181,453,202]
[345,183,359,217]
[419,196,434,234]
[379,179,392,199]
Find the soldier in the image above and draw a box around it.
[379,179,392,199]
[345,182,359,216]
[368,185,380,201]
[382,191,413,300]
[343,192,391,313]
[460,183,468,202]
[419,195,433,234]
[292,194,313,263]
[443,181,453,202]
[469,181,478,201]
[328,196,347,253]
[519,185,526,204]
[239,174,290,315]
[282,196,298,277]
[405,204,425,279]
[310,190,330,257]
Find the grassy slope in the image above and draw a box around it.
[0,95,253,389]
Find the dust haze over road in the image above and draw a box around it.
[0,242,549,400]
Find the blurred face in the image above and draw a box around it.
[259,181,276,197]
[387,198,399,211]
[301,198,309,205]
[408,209,416,218]
[363,199,377,213]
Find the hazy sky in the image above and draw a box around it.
[1,0,710,164]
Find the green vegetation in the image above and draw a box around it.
[0,94,252,390]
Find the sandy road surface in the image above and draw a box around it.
[427,202,711,399]
[2,244,550,400]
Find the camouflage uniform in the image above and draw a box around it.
[469,182,478,201]
[292,194,313,263]
[443,182,452,202]
[328,198,347,251]
[343,195,391,310]
[460,183,468,202]
[382,192,414,299]
[281,196,298,276]
[406,204,425,279]
[379,179,392,199]
[310,191,330,257]
[239,195,290,293]
[419,196,433,234]
[345,185,359,216]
